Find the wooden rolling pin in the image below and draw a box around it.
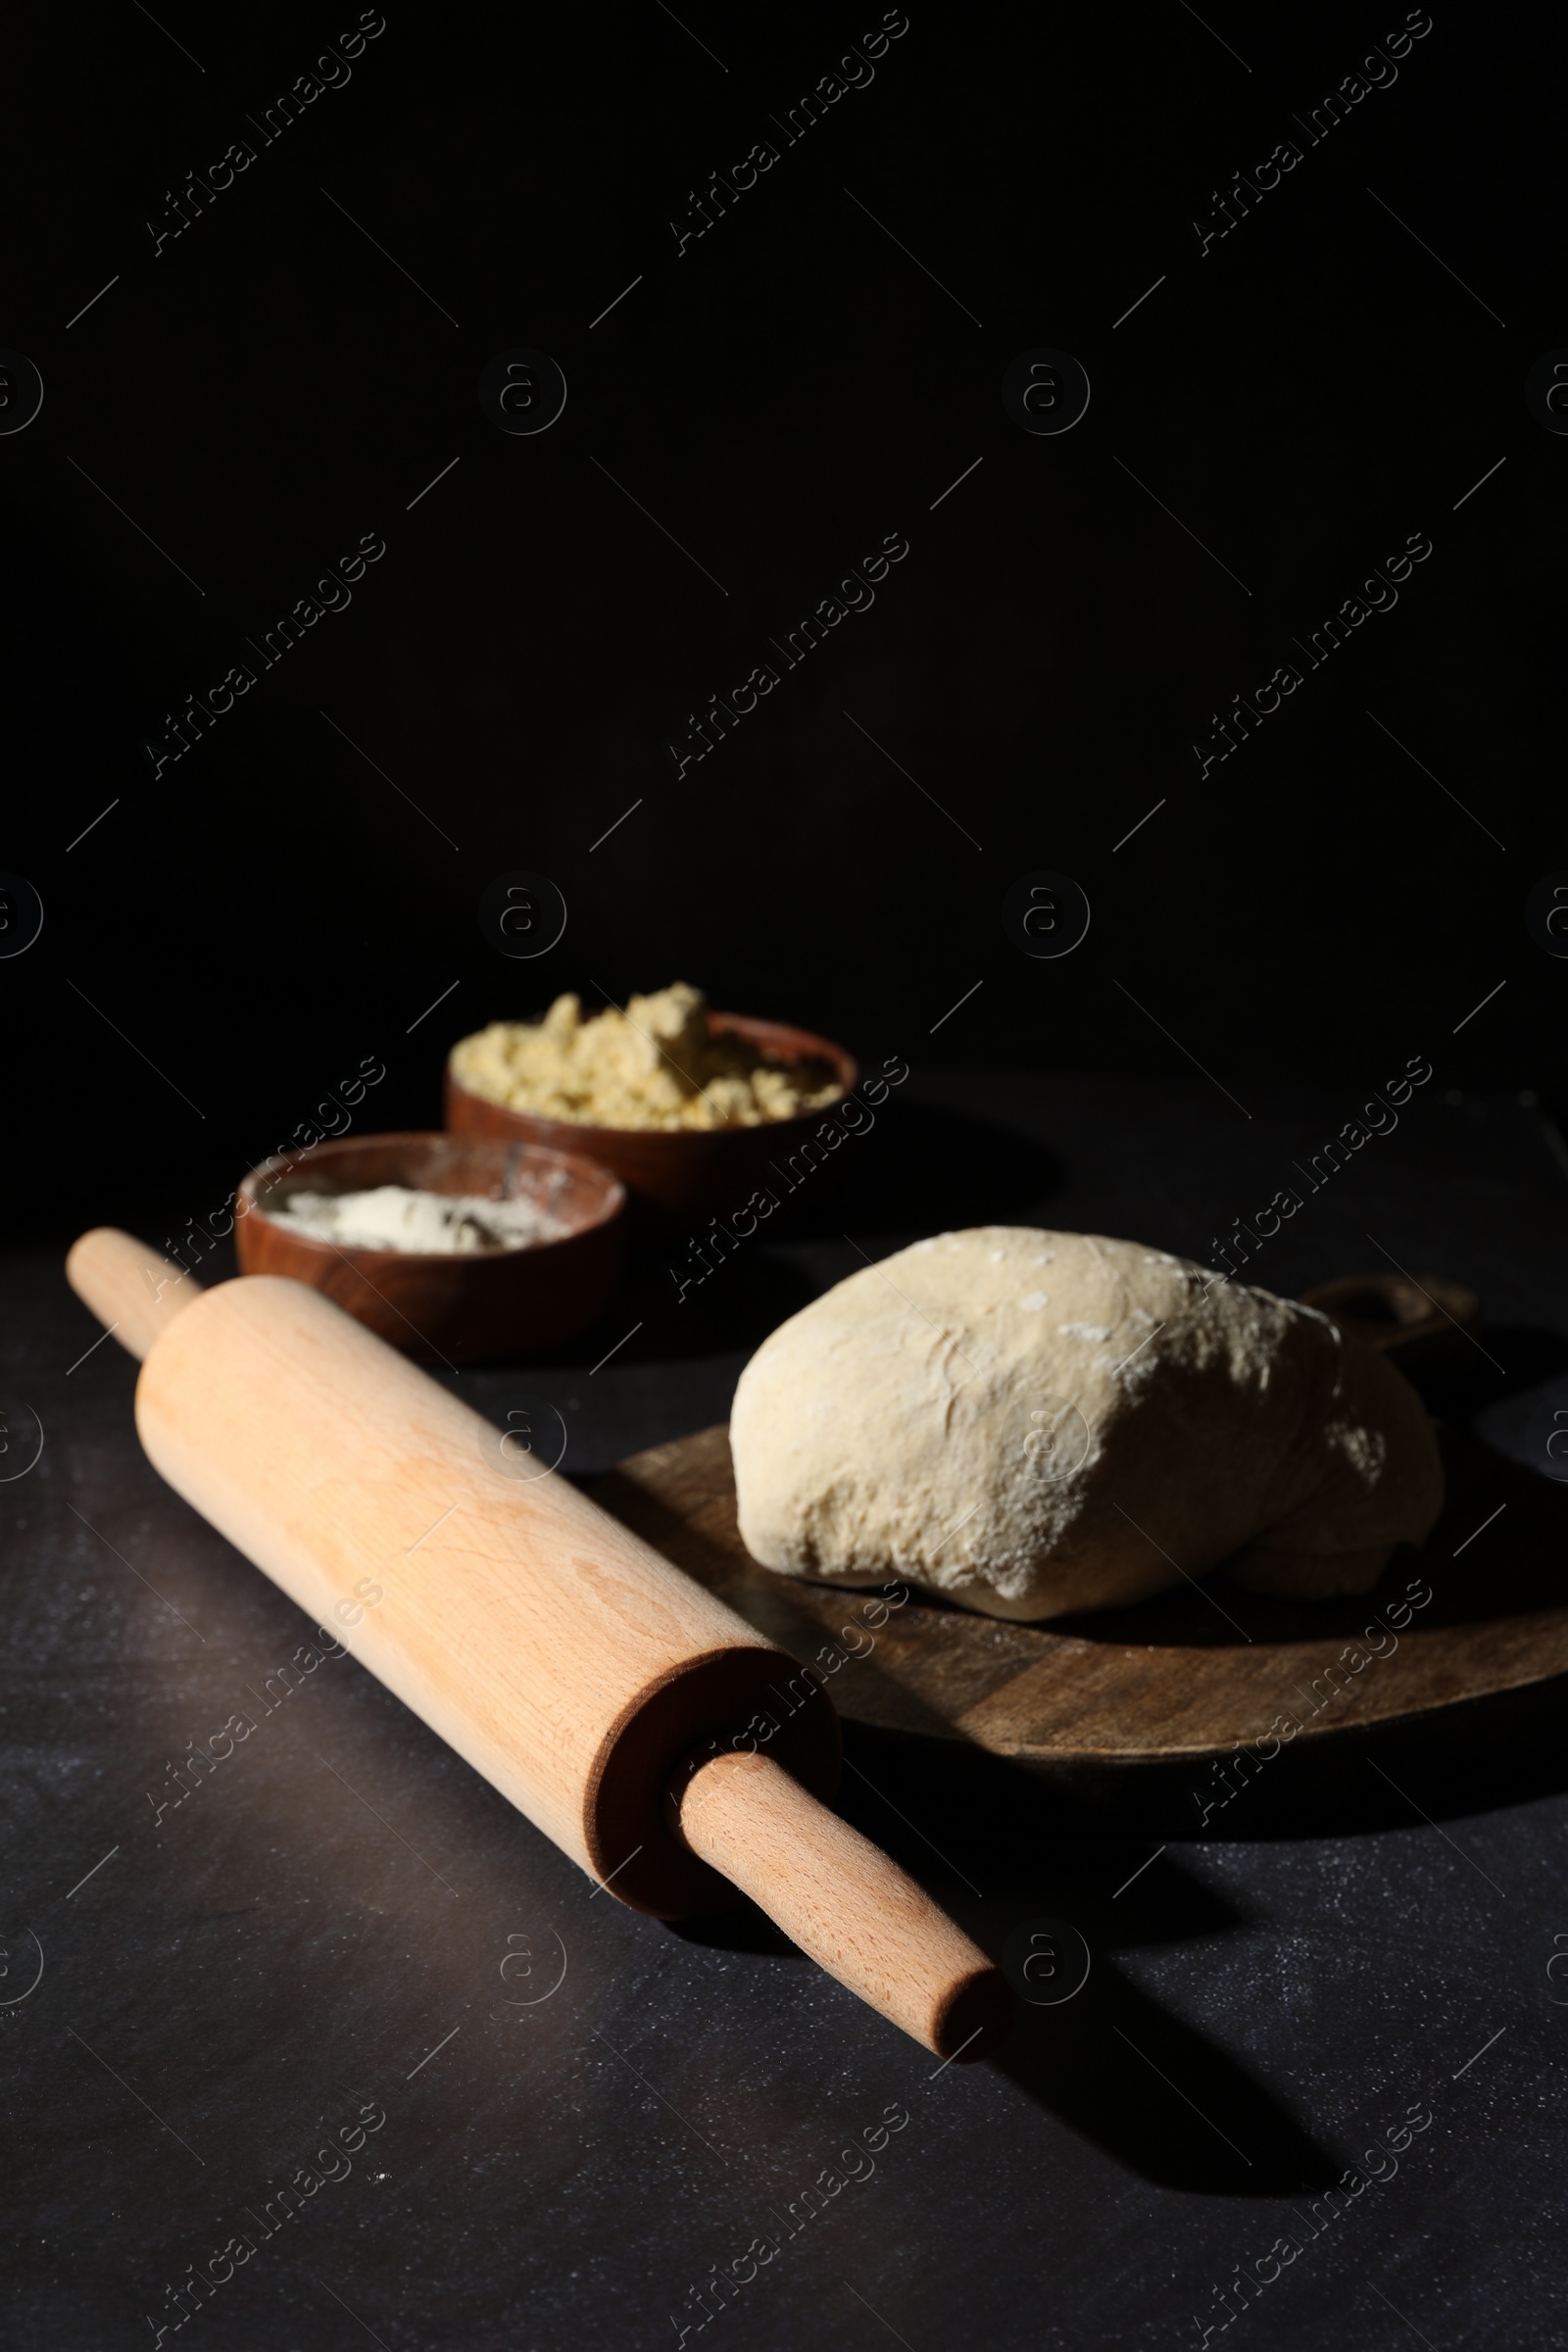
[66,1230,1014,2062]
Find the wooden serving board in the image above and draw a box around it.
[585,1424,1568,1767]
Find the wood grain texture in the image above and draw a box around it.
[586,1423,1568,1767]
[69,1236,1020,2061]
[132,1273,840,1918]
[676,1749,1015,2060]
[233,1131,626,1364]
[66,1227,203,1360]
[87,1255,1019,2055]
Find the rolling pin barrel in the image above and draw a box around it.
[64,1228,1015,2060]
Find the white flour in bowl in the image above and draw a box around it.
[265,1184,571,1254]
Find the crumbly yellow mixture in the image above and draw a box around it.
[450,983,844,1132]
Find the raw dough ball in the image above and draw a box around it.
[730,1227,1443,1621]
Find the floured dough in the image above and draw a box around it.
[730,1227,1443,1620]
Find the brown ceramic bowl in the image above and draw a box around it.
[444,1011,859,1227]
[235,1132,626,1365]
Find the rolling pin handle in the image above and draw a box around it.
[672,1748,1017,2062]
[65,1228,204,1362]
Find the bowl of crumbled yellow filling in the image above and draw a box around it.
[446,983,858,1222]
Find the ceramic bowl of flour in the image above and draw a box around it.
[235,1132,625,1364]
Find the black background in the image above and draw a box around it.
[3,0,1559,1232]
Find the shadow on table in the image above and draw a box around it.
[667,1660,1568,2197]
[668,1724,1342,2196]
[844,1723,1345,2194]
[990,1967,1332,2196]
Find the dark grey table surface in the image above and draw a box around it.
[6,1069,1568,2352]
